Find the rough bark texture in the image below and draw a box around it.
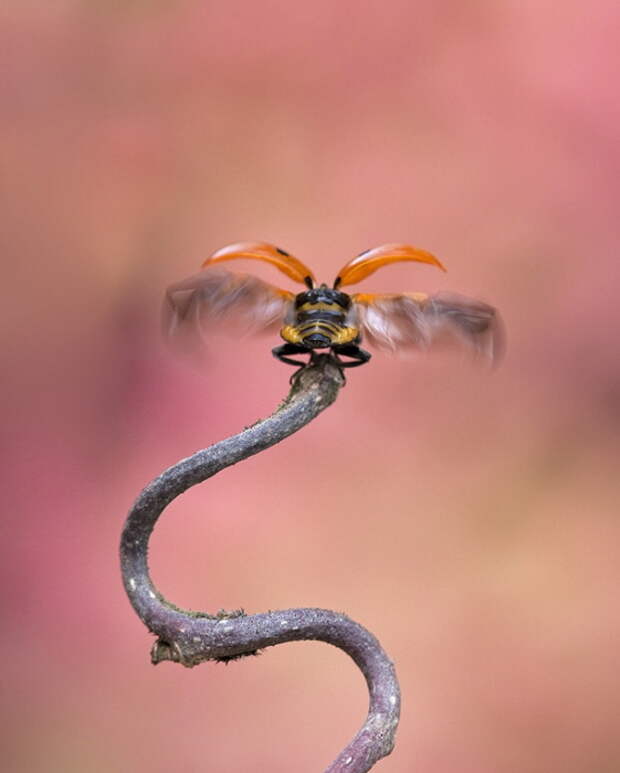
[120,354,400,772]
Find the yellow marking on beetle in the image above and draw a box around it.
[297,302,343,312]
[281,322,359,346]
[332,326,359,345]
[280,325,303,344]
[298,320,340,335]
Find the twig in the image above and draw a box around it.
[120,354,400,772]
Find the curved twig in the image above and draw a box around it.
[120,354,400,772]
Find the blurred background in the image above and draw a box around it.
[3,1,619,771]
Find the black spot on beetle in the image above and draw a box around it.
[276,247,290,256]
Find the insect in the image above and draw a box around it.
[163,242,502,371]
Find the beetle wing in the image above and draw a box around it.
[352,291,503,362]
[203,242,316,286]
[335,244,446,287]
[163,267,294,356]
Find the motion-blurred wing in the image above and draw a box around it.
[352,291,503,362]
[163,267,294,355]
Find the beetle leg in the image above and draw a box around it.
[332,344,372,368]
[272,343,311,367]
[272,343,315,383]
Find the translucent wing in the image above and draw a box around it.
[163,267,294,356]
[335,244,446,288]
[203,242,316,286]
[352,291,504,362]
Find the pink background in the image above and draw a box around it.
[3,2,619,771]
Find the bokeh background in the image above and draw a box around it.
[3,2,619,771]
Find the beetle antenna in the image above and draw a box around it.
[304,275,314,289]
